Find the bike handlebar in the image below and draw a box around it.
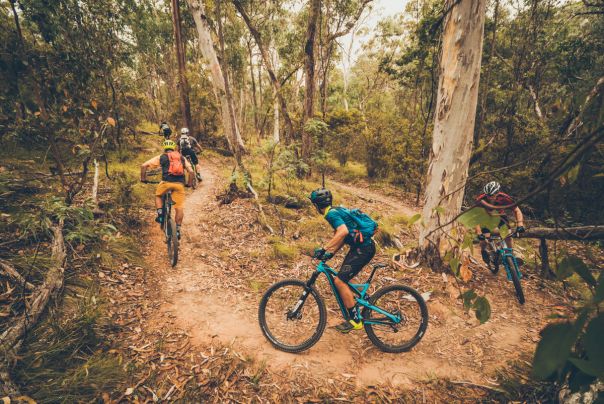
[142,180,160,184]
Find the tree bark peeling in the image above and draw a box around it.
[419,0,487,267]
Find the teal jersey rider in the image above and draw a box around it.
[324,206,373,247]
[309,188,377,334]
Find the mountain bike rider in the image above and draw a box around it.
[140,140,194,239]
[160,121,172,139]
[475,181,526,268]
[309,188,376,334]
[177,127,203,182]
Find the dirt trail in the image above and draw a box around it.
[146,160,563,389]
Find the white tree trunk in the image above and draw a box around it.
[92,159,99,208]
[271,44,280,143]
[419,0,487,263]
[186,0,245,153]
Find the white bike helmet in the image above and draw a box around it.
[483,181,501,196]
[180,127,189,136]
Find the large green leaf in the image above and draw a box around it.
[461,289,477,310]
[568,368,597,393]
[472,296,491,324]
[558,256,597,286]
[582,313,604,375]
[408,213,421,225]
[450,256,460,276]
[569,358,604,377]
[594,274,604,303]
[532,322,578,379]
[461,232,474,250]
[458,208,501,231]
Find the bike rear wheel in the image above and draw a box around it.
[506,256,524,305]
[187,157,198,189]
[166,216,178,267]
[363,284,428,353]
[258,279,326,353]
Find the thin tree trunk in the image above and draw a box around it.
[186,0,246,155]
[474,0,499,147]
[232,0,294,143]
[272,45,280,143]
[419,0,487,268]
[248,41,259,135]
[171,0,193,132]
[302,0,321,162]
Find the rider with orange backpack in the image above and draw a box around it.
[141,140,194,239]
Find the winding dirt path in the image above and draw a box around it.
[145,160,564,389]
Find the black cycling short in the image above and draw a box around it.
[181,148,198,165]
[481,216,509,234]
[337,241,376,283]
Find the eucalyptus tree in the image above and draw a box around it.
[419,0,487,266]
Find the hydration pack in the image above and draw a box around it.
[334,207,378,244]
[166,151,184,176]
[179,135,192,150]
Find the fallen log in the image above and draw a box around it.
[519,225,604,241]
[0,220,66,398]
[0,260,35,291]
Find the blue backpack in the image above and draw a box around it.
[334,207,378,244]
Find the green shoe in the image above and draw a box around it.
[335,320,363,334]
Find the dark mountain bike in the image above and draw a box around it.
[258,258,428,353]
[484,229,524,304]
[144,181,178,267]
[184,155,199,189]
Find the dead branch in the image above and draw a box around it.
[0,220,66,398]
[246,183,274,235]
[0,260,34,291]
[519,225,604,241]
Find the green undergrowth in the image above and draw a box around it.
[0,126,161,401]
[485,356,559,402]
[324,159,368,183]
[222,146,416,271]
[14,285,123,403]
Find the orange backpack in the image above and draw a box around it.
[166,151,184,176]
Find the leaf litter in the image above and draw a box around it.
[95,155,581,402]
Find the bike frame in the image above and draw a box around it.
[489,236,522,281]
[161,192,173,235]
[294,261,402,326]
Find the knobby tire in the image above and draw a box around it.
[363,284,429,353]
[166,216,178,267]
[506,256,524,305]
[258,279,326,353]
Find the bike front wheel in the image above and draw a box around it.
[166,216,178,267]
[363,284,429,353]
[506,256,525,305]
[258,279,326,353]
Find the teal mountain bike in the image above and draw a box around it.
[258,258,429,353]
[484,230,524,304]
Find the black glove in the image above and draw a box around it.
[477,234,486,241]
[313,248,326,259]
[323,252,334,261]
[141,179,148,184]
[516,226,525,234]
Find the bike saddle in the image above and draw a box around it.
[372,263,388,269]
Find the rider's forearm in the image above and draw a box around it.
[324,227,347,253]
[514,207,524,226]
[324,238,345,254]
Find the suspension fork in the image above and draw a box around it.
[287,271,320,319]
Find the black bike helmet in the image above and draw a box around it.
[309,188,332,209]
